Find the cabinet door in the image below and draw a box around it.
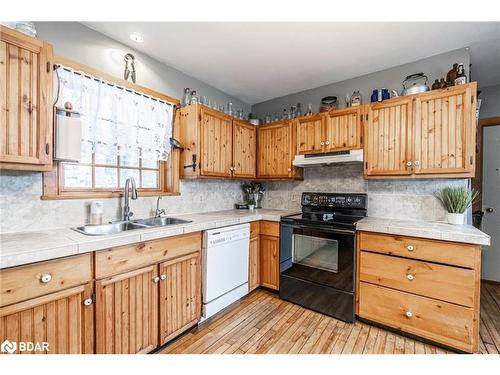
[260,235,280,290]
[257,121,294,178]
[200,107,233,177]
[95,266,158,354]
[0,26,53,170]
[296,115,325,154]
[232,120,256,178]
[414,84,476,175]
[248,236,260,292]
[325,106,363,152]
[159,252,201,345]
[364,98,413,176]
[0,283,94,354]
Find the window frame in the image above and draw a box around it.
[42,56,180,200]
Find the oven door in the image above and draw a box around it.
[283,224,355,292]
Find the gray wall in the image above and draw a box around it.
[479,84,500,118]
[35,22,251,114]
[251,48,470,119]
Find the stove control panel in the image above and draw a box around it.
[301,192,367,210]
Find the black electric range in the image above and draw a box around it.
[279,192,367,323]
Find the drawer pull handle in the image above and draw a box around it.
[160,274,167,281]
[405,311,413,318]
[152,276,160,283]
[407,245,414,251]
[406,274,415,281]
[40,273,52,283]
[83,298,93,306]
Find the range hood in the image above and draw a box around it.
[293,149,363,167]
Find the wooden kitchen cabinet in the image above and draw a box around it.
[248,222,260,292]
[413,84,476,176]
[364,97,413,177]
[364,83,477,179]
[179,104,256,179]
[356,231,481,352]
[95,265,159,354]
[0,283,94,354]
[259,221,280,291]
[257,120,300,179]
[324,106,364,152]
[232,119,256,178]
[159,252,201,345]
[296,114,325,154]
[0,25,54,172]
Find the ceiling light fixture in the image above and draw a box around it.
[129,32,144,43]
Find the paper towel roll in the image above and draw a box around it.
[55,114,82,162]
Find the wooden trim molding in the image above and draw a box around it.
[479,116,500,127]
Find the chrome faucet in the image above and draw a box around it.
[123,177,138,221]
[155,196,166,218]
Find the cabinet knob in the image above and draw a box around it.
[414,160,420,166]
[320,141,325,146]
[160,274,167,281]
[406,161,412,167]
[407,245,414,251]
[406,274,415,281]
[83,298,93,306]
[152,276,160,283]
[405,311,413,318]
[325,140,330,145]
[288,167,292,172]
[40,273,52,284]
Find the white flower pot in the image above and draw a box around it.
[447,213,465,225]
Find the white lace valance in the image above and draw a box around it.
[55,65,174,161]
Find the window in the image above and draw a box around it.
[42,57,180,199]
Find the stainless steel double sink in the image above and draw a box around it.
[72,217,191,236]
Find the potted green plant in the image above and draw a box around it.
[436,186,479,225]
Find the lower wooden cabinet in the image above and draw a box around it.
[95,265,159,354]
[248,222,260,292]
[159,252,201,344]
[0,283,94,354]
[357,231,481,353]
[259,221,280,290]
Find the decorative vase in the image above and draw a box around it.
[248,204,255,210]
[447,212,465,225]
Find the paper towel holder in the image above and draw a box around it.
[54,101,83,162]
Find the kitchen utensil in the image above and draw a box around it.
[401,73,430,96]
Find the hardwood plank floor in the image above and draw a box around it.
[160,282,500,354]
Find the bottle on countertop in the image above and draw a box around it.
[350,90,362,106]
[90,201,104,225]
[190,90,198,104]
[282,108,288,120]
[446,63,458,86]
[454,64,467,85]
[432,79,440,90]
[296,103,303,117]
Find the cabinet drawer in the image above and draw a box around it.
[360,251,475,307]
[0,254,92,307]
[260,221,279,237]
[250,221,260,238]
[359,232,478,268]
[359,282,475,352]
[95,232,202,279]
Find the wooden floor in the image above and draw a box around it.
[160,282,500,354]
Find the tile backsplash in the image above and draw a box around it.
[0,165,468,233]
[260,164,469,222]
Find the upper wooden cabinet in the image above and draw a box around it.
[364,83,477,178]
[295,107,364,155]
[257,120,297,179]
[413,84,476,176]
[179,104,256,179]
[364,97,413,177]
[0,26,54,171]
[232,119,256,178]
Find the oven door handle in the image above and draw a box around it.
[291,224,355,235]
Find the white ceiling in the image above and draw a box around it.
[85,22,500,105]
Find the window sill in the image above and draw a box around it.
[41,191,181,200]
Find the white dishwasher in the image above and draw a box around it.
[202,223,250,320]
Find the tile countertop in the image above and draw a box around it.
[0,209,298,269]
[356,217,491,246]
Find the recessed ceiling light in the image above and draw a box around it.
[129,32,144,43]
